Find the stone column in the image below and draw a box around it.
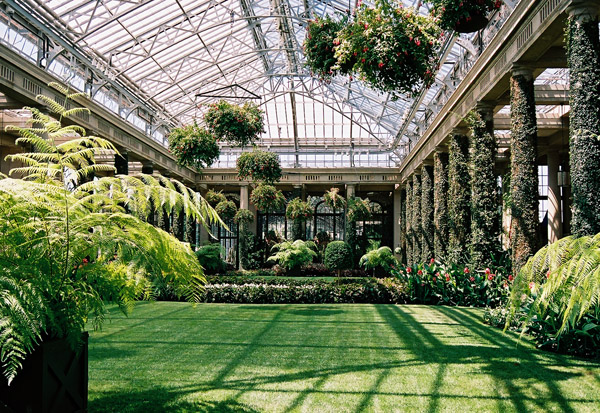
[509,65,539,274]
[420,164,434,263]
[346,183,356,199]
[547,151,562,243]
[412,173,422,264]
[115,150,128,175]
[240,184,249,210]
[393,184,402,259]
[448,129,471,263]
[433,150,449,261]
[405,179,413,265]
[566,1,600,236]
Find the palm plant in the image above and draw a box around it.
[0,83,222,384]
[507,233,600,337]
[267,240,318,272]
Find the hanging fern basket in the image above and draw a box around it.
[454,14,488,33]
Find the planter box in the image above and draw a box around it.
[0,332,88,413]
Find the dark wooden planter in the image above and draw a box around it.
[454,14,489,33]
[0,332,88,413]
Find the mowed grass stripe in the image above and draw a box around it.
[89,303,600,412]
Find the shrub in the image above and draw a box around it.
[325,241,353,276]
[236,150,282,183]
[196,243,227,275]
[167,123,219,169]
[267,240,318,273]
[204,100,264,148]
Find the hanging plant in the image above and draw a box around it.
[347,197,372,222]
[205,189,227,207]
[204,100,264,148]
[236,150,282,183]
[286,198,314,222]
[304,15,352,79]
[250,183,286,212]
[335,1,441,98]
[215,200,237,220]
[323,187,347,211]
[429,0,502,33]
[167,123,220,169]
[234,208,254,225]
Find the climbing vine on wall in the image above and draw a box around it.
[447,133,471,264]
[405,180,413,265]
[421,165,434,263]
[412,174,422,264]
[468,110,500,268]
[509,71,539,275]
[433,151,449,261]
[566,14,600,236]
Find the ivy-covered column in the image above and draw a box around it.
[400,187,407,264]
[433,150,449,261]
[405,179,413,265]
[421,164,434,263]
[412,173,422,264]
[567,2,600,236]
[393,186,403,260]
[468,104,501,268]
[509,65,539,274]
[448,131,471,264]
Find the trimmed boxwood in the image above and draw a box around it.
[509,70,539,275]
[566,12,600,236]
[448,132,470,263]
[433,151,449,260]
[324,241,353,276]
[421,165,434,263]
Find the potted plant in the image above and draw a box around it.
[286,198,313,240]
[167,123,220,170]
[236,149,282,183]
[335,1,441,98]
[304,14,351,79]
[250,183,286,212]
[0,84,222,411]
[429,0,502,33]
[203,100,265,148]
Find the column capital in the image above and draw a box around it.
[451,126,469,136]
[511,63,534,80]
[566,0,600,21]
[422,159,434,167]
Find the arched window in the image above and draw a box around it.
[308,199,345,241]
[356,200,392,247]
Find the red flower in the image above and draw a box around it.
[546,270,551,279]
[378,62,384,68]
[469,276,475,282]
[417,269,423,276]
[445,275,451,282]
[433,276,437,282]
[361,58,366,63]
[487,274,494,281]
[406,267,412,273]
[485,268,491,275]
[508,274,514,282]
[430,258,435,264]
[529,282,535,290]
[464,267,470,274]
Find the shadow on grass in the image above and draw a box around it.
[89,386,258,413]
[288,307,344,316]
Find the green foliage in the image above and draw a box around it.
[236,150,282,183]
[324,241,353,275]
[411,174,422,264]
[421,165,434,263]
[566,15,600,236]
[304,15,348,79]
[250,183,286,212]
[234,208,254,225]
[433,152,449,261]
[166,123,219,170]
[447,133,470,263]
[323,187,346,211]
[267,240,318,272]
[203,100,264,148]
[205,190,227,207]
[335,2,441,98]
[346,196,371,222]
[286,198,313,221]
[405,181,413,265]
[215,200,237,220]
[509,72,539,275]
[359,246,399,276]
[195,243,227,275]
[0,88,222,384]
[429,0,502,32]
[467,110,500,268]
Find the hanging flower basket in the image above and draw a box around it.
[236,150,282,183]
[335,2,442,98]
[286,198,314,222]
[234,208,254,225]
[167,124,220,169]
[323,187,347,211]
[215,200,237,220]
[205,190,227,207]
[304,15,349,79]
[347,197,372,222]
[204,100,265,148]
[250,183,286,212]
[429,0,502,33]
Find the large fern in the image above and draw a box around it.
[507,233,600,336]
[0,85,223,384]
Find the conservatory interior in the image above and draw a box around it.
[0,0,599,412]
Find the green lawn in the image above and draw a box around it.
[89,303,600,412]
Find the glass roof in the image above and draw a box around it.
[3,0,517,164]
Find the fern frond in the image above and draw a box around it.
[47,82,70,96]
[63,107,91,118]
[35,95,67,115]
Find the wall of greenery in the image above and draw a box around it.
[509,70,539,275]
[567,13,600,236]
[399,188,407,264]
[405,180,413,265]
[433,151,449,261]
[421,165,434,263]
[468,109,501,268]
[412,174,422,264]
[448,133,471,263]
